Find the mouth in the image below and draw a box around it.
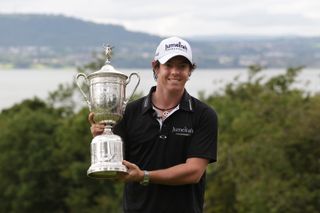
[168,78,181,82]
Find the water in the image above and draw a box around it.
[0,68,319,111]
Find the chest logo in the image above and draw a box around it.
[172,126,194,136]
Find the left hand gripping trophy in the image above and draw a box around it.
[75,45,140,179]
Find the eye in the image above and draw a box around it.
[165,63,173,68]
[178,63,188,69]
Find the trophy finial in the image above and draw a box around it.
[103,44,114,64]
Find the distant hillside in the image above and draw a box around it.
[1,14,320,69]
[0,14,160,47]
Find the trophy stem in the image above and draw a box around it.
[103,123,114,135]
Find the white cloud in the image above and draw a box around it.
[1,0,320,36]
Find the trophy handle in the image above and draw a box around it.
[123,72,140,109]
[75,73,92,110]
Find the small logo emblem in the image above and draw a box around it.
[172,126,194,136]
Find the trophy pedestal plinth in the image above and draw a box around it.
[87,162,127,179]
[87,130,128,179]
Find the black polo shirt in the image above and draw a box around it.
[114,86,218,213]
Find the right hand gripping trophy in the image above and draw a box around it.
[76,45,140,179]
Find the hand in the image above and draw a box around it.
[117,160,144,183]
[88,112,105,137]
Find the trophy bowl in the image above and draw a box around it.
[76,46,140,179]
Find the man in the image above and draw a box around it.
[89,36,218,213]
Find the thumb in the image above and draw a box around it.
[88,112,96,125]
[122,160,137,170]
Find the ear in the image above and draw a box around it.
[152,60,160,74]
[151,60,158,70]
[152,60,159,81]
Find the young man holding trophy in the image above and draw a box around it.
[88,37,218,213]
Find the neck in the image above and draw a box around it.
[152,87,184,109]
[153,103,178,111]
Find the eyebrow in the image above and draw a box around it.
[166,59,189,64]
[165,62,188,67]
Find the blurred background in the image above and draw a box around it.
[0,0,319,212]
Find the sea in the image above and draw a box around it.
[0,68,320,111]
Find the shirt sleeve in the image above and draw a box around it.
[187,107,218,163]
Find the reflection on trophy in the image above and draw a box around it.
[75,45,140,179]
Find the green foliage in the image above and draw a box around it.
[0,99,124,212]
[0,99,67,212]
[204,66,320,213]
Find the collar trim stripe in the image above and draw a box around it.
[188,99,193,111]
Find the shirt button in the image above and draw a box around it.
[159,135,167,140]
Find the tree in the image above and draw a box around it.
[0,99,67,212]
[204,67,320,213]
[0,98,124,212]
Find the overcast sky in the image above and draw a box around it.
[1,0,320,37]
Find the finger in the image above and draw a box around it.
[122,160,131,168]
[90,124,105,137]
[88,112,95,125]
[94,123,106,129]
[90,125,100,133]
[122,160,138,170]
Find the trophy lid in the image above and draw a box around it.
[88,45,127,79]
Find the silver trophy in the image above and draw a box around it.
[76,45,140,179]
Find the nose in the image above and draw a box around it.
[170,66,180,75]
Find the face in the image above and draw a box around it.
[154,56,192,93]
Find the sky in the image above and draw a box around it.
[1,0,320,37]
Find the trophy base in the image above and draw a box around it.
[87,163,128,179]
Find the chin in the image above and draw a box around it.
[168,85,184,92]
